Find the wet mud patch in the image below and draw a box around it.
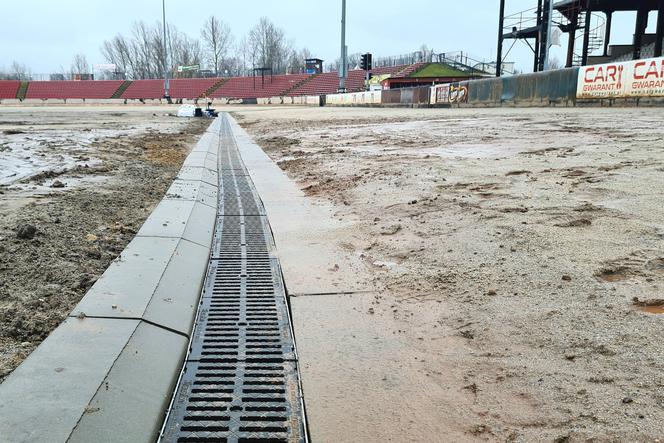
[3,129,25,135]
[0,115,209,382]
[554,217,592,228]
[595,266,633,282]
[595,255,664,283]
[233,106,664,442]
[259,136,301,151]
[632,298,664,314]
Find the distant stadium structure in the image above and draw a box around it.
[497,0,664,76]
[0,57,491,101]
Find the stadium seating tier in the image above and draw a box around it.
[120,78,221,99]
[209,73,312,99]
[3,63,423,100]
[25,80,124,99]
[0,80,20,99]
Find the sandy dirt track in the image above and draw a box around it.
[0,107,209,381]
[231,106,664,443]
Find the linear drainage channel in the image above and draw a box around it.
[160,115,308,443]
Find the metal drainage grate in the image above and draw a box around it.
[160,116,306,443]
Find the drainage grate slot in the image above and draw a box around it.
[160,116,306,443]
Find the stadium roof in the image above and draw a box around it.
[409,63,472,78]
[554,0,662,12]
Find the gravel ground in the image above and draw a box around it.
[231,106,664,443]
[0,107,209,381]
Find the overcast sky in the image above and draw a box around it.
[0,0,650,75]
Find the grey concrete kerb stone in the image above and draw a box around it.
[225,115,371,295]
[0,117,222,443]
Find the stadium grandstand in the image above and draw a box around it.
[0,61,482,101]
[25,80,124,100]
[210,73,311,99]
[0,80,20,99]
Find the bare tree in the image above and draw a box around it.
[349,53,363,70]
[124,21,154,79]
[2,61,31,80]
[100,17,310,79]
[101,21,190,79]
[287,47,312,74]
[0,62,30,80]
[201,16,233,76]
[170,29,203,77]
[101,35,132,78]
[234,36,250,76]
[248,17,291,74]
[70,53,90,76]
[418,44,434,63]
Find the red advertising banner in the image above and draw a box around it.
[577,56,664,98]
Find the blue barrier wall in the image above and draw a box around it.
[458,68,579,106]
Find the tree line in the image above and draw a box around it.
[0,15,441,81]
[0,16,313,80]
[101,16,312,79]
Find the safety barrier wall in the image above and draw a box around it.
[326,90,382,106]
[381,86,431,105]
[322,67,589,108]
[452,68,580,107]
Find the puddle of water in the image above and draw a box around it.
[596,267,629,282]
[600,273,628,282]
[636,304,664,315]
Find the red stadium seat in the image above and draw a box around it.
[12,63,423,101]
[25,81,124,99]
[288,64,419,96]
[121,78,221,100]
[0,80,20,99]
[210,74,312,99]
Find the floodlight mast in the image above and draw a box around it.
[339,0,347,92]
[162,0,171,100]
[542,0,554,70]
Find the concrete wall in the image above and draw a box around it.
[325,69,583,108]
[382,86,431,106]
[0,118,221,443]
[326,90,382,106]
[459,68,579,107]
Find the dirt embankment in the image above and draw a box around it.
[0,112,209,381]
[233,107,664,443]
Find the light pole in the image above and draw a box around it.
[162,0,171,100]
[339,0,347,92]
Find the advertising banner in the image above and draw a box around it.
[93,63,117,71]
[177,65,200,72]
[430,83,468,104]
[577,56,664,99]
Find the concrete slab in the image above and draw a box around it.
[175,165,218,186]
[142,239,210,334]
[71,237,179,320]
[68,322,188,443]
[227,115,372,295]
[0,317,140,443]
[136,199,216,247]
[182,151,217,171]
[71,237,208,335]
[190,132,218,152]
[164,179,217,208]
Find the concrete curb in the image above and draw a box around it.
[225,115,371,295]
[0,118,221,443]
